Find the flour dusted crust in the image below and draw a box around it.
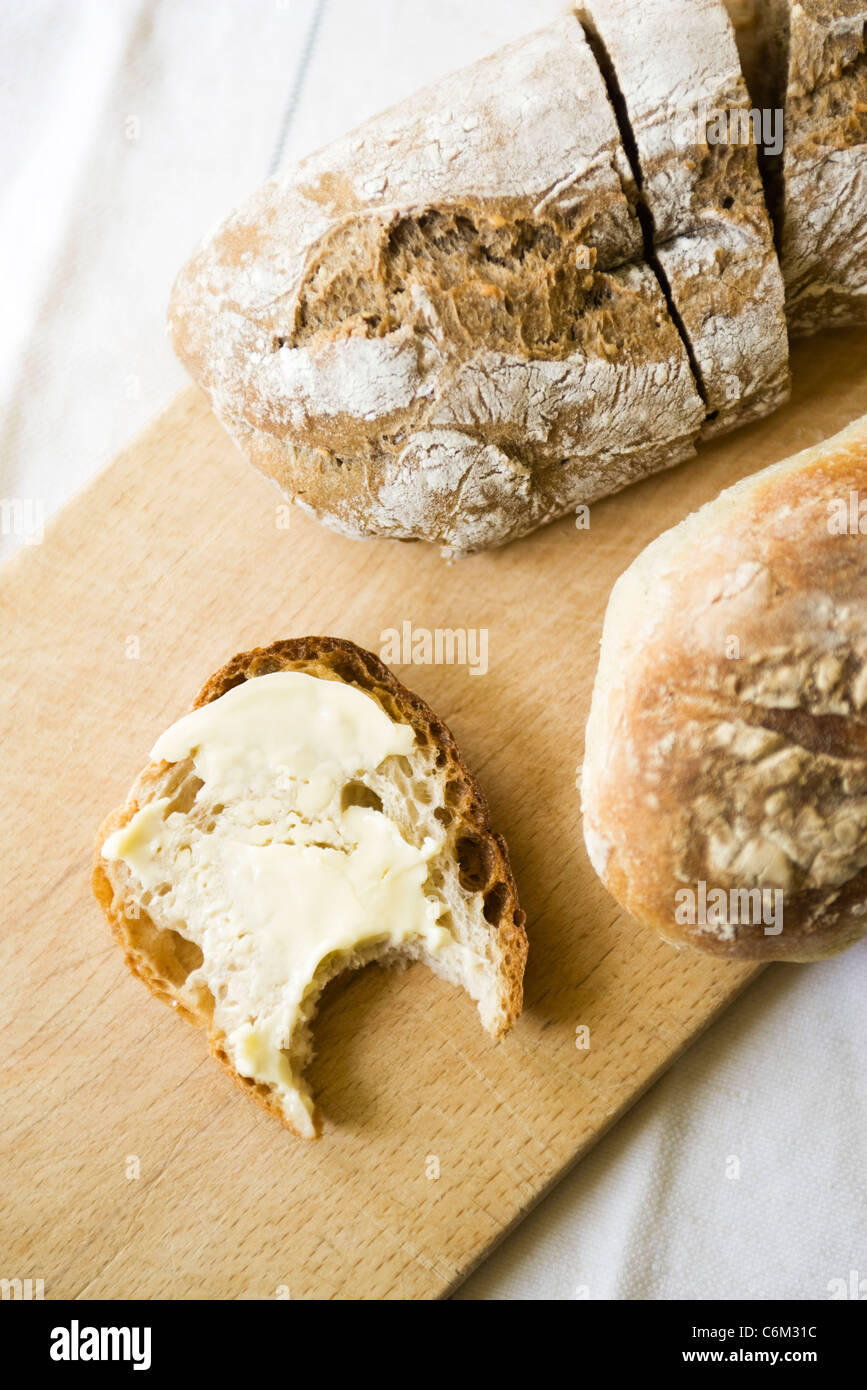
[580,0,791,437]
[169,16,705,555]
[237,265,703,551]
[93,638,527,1138]
[727,0,867,337]
[583,415,867,961]
[780,1,867,335]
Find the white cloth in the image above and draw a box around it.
[3,0,865,1300]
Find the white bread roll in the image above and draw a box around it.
[583,414,867,961]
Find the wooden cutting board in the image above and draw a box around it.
[2,328,866,1300]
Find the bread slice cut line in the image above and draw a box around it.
[93,638,526,1138]
[577,14,709,411]
[578,0,791,437]
[168,16,707,554]
[725,0,867,336]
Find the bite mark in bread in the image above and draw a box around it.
[93,638,527,1138]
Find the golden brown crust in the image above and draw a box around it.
[93,637,527,1137]
[583,415,867,962]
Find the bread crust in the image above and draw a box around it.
[168,16,705,554]
[727,0,867,337]
[583,415,867,962]
[580,0,791,436]
[93,637,527,1137]
[781,1,867,335]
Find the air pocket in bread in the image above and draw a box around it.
[93,638,526,1138]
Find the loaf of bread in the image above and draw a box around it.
[729,0,867,336]
[579,0,790,436]
[583,414,867,961]
[170,16,714,555]
[93,638,526,1138]
[169,1,867,550]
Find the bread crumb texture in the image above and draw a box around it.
[93,638,526,1138]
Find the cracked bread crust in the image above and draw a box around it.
[780,1,867,335]
[92,637,527,1137]
[580,0,791,437]
[169,15,705,555]
[583,414,867,961]
[727,0,867,336]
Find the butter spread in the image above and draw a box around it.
[102,671,450,1134]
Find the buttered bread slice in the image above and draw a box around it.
[93,637,526,1138]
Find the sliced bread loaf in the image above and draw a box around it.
[170,16,705,555]
[579,0,791,437]
[780,1,867,334]
[93,638,527,1138]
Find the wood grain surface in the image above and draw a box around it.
[2,327,866,1299]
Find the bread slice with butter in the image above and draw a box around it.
[92,637,526,1139]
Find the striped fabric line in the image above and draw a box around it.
[267,0,330,177]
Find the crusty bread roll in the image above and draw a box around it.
[583,414,867,961]
[579,0,790,436]
[170,16,707,555]
[728,0,867,337]
[93,638,526,1138]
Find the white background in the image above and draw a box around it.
[2,0,865,1299]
